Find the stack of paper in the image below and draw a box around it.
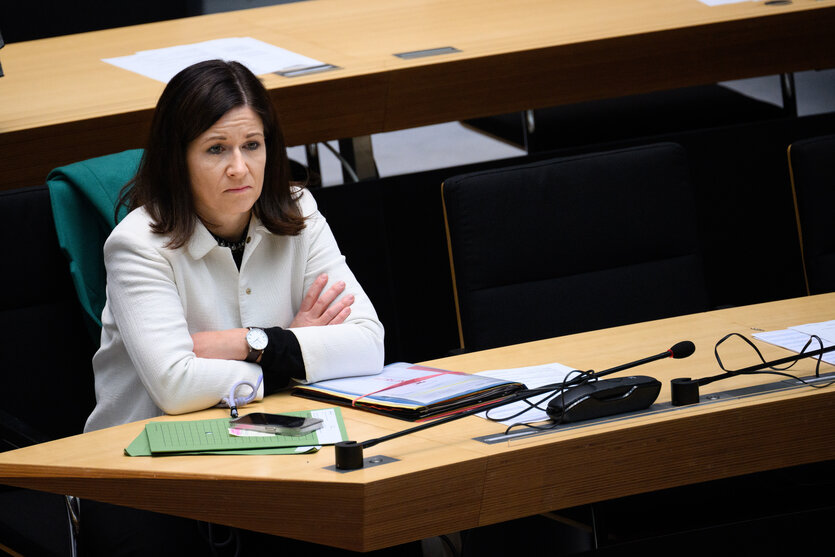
[293,362,525,421]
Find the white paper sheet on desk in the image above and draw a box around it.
[103,37,325,83]
[753,320,835,366]
[475,362,579,426]
[226,407,344,448]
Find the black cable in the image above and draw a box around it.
[486,370,589,424]
[714,333,835,389]
[486,369,596,435]
[715,332,816,373]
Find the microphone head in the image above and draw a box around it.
[669,341,695,359]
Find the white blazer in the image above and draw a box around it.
[85,190,383,431]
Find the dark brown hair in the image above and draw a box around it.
[118,59,305,247]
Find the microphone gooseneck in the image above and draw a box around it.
[334,341,695,470]
[670,342,835,407]
[604,341,695,376]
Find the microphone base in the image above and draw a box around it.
[335,441,365,470]
[671,378,700,406]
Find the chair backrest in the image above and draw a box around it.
[0,185,97,445]
[787,134,835,295]
[46,149,142,344]
[442,142,709,352]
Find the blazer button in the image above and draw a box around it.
[245,288,252,295]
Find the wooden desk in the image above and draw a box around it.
[2,0,835,189]
[1,294,834,551]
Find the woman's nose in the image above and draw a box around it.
[227,149,247,177]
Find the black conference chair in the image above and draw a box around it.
[787,134,835,295]
[0,185,97,557]
[442,142,709,352]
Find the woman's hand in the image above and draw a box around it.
[290,273,354,328]
[190,274,351,360]
[191,328,249,360]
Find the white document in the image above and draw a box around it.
[788,320,835,343]
[305,361,518,407]
[310,407,346,445]
[475,362,580,426]
[753,319,835,366]
[227,407,344,449]
[103,37,325,83]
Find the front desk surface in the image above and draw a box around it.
[1,294,834,551]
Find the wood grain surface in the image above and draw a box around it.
[2,0,834,188]
[1,293,833,550]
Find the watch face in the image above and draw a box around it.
[246,328,268,350]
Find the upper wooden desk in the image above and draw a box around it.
[1,294,834,551]
[2,0,835,189]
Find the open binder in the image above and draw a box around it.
[292,362,525,421]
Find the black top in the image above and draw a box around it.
[261,327,306,395]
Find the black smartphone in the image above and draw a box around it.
[229,412,323,436]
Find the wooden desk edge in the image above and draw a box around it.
[3,5,835,190]
[2,294,835,549]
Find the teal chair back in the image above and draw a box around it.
[46,149,142,344]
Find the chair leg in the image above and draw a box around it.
[65,495,80,557]
[781,72,798,118]
[590,502,605,550]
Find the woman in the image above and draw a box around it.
[80,59,393,555]
[85,59,384,432]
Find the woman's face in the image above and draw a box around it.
[186,105,266,237]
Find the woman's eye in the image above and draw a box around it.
[207,144,224,154]
[244,141,261,151]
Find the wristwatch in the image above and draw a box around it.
[245,327,268,363]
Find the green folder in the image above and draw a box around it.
[125,408,347,456]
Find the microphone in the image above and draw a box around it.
[671,342,835,406]
[334,341,695,470]
[670,340,696,359]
